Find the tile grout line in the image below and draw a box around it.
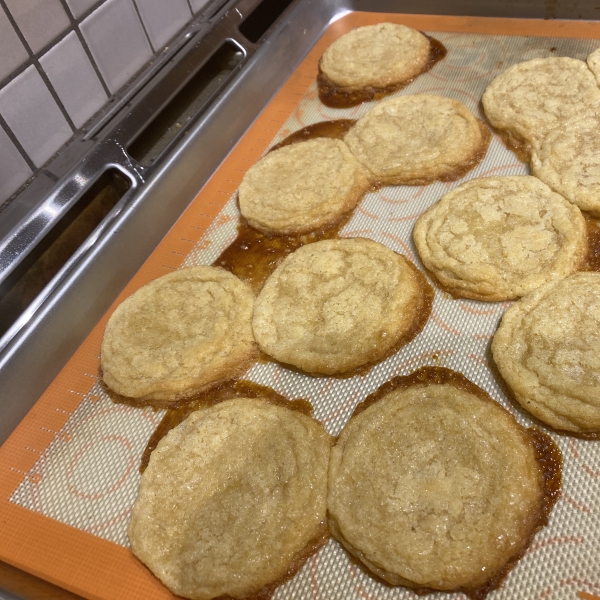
[0,19,79,89]
[56,0,113,98]
[0,5,38,171]
[42,169,59,183]
[0,1,36,94]
[0,1,103,202]
[73,26,113,99]
[32,62,77,132]
[0,1,76,137]
[0,0,203,205]
[0,115,37,172]
[130,0,156,53]
[0,1,35,56]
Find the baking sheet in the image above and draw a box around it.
[1,12,600,600]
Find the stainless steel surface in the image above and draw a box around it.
[0,0,598,440]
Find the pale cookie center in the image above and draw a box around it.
[523,290,600,397]
[274,252,396,348]
[437,194,559,275]
[119,282,236,378]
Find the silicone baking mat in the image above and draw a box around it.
[2,12,600,600]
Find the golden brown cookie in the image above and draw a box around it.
[101,266,258,406]
[328,367,560,596]
[129,397,331,600]
[413,176,587,301]
[492,272,600,434]
[343,95,490,185]
[318,22,431,93]
[238,137,370,235]
[252,238,433,376]
[482,57,600,156]
[531,115,600,217]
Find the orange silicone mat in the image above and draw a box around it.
[2,12,600,600]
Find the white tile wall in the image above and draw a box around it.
[190,0,213,14]
[0,66,73,167]
[40,32,108,128]
[0,10,29,83]
[0,127,33,200]
[134,0,192,51]
[80,0,153,94]
[4,0,71,54]
[65,0,102,19]
[0,0,218,206]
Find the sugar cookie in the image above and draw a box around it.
[482,57,600,155]
[252,238,433,375]
[101,266,257,406]
[129,398,331,600]
[344,95,490,185]
[238,137,369,235]
[492,272,600,434]
[531,115,600,217]
[328,367,560,595]
[318,23,434,106]
[413,176,587,300]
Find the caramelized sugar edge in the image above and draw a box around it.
[318,35,447,108]
[350,365,562,600]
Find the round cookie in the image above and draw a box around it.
[413,176,587,301]
[129,398,331,600]
[482,57,600,155]
[328,368,556,595]
[252,238,433,375]
[531,115,600,217]
[319,23,431,91]
[343,95,490,185]
[238,137,370,235]
[492,272,600,434]
[101,266,258,406]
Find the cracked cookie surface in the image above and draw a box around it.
[252,238,432,375]
[319,22,431,90]
[587,47,600,85]
[328,379,547,592]
[413,176,587,301]
[482,57,600,154]
[101,266,258,406]
[238,137,370,235]
[531,115,600,217]
[492,272,600,434]
[344,95,490,185]
[129,398,331,600]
